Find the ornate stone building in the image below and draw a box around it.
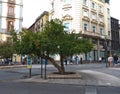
[49,0,111,61]
[0,0,23,42]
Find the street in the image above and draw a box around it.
[0,82,120,94]
[0,63,120,94]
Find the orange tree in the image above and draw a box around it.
[38,19,93,74]
[0,41,14,60]
[11,29,41,58]
[11,19,93,74]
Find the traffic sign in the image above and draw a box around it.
[27,57,32,68]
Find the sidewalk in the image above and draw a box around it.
[18,68,120,87]
[1,63,120,87]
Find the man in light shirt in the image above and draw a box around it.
[108,54,113,67]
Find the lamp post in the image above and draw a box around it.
[40,45,43,78]
[44,58,47,79]
[44,51,47,79]
[101,35,108,67]
[40,56,43,78]
[104,40,108,67]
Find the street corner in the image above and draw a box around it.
[77,70,120,86]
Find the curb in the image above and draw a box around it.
[47,72,82,79]
[0,65,27,69]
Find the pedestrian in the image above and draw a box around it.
[99,57,102,63]
[80,57,83,64]
[108,54,113,67]
[113,54,118,67]
[65,57,68,65]
[89,56,92,63]
[1,59,4,65]
[75,55,79,64]
[70,56,73,64]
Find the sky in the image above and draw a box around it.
[23,0,49,28]
[22,0,120,28]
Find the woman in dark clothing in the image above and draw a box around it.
[113,54,118,67]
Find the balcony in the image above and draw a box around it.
[101,35,111,40]
[81,30,101,38]
[19,17,23,21]
[62,15,73,21]
[49,9,54,14]
[94,44,103,49]
[82,16,90,22]
[63,4,72,9]
[8,0,15,4]
[91,19,98,24]
[7,15,15,19]
[105,36,111,40]
[82,5,89,10]
[99,22,105,26]
[91,8,97,13]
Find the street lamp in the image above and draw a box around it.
[101,35,108,67]
[44,51,47,79]
[104,40,108,67]
[40,47,43,78]
[40,56,43,78]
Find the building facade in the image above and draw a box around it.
[119,24,120,46]
[0,0,23,42]
[28,11,49,32]
[49,0,111,61]
[111,17,120,54]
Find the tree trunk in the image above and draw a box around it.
[46,56,65,74]
[60,55,65,74]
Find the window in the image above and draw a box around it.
[51,2,54,8]
[92,26,96,32]
[100,28,103,35]
[64,9,71,15]
[64,0,71,3]
[99,15,104,22]
[98,5,103,13]
[91,2,95,9]
[83,9,88,17]
[8,6,14,15]
[83,0,87,5]
[41,19,43,28]
[7,21,13,32]
[0,3,2,15]
[107,8,110,15]
[91,12,96,19]
[108,31,110,36]
[64,23,70,32]
[84,23,88,31]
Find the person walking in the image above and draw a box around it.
[89,56,92,63]
[1,59,4,65]
[108,54,113,67]
[75,55,79,64]
[99,57,102,63]
[113,54,118,67]
[80,57,83,64]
